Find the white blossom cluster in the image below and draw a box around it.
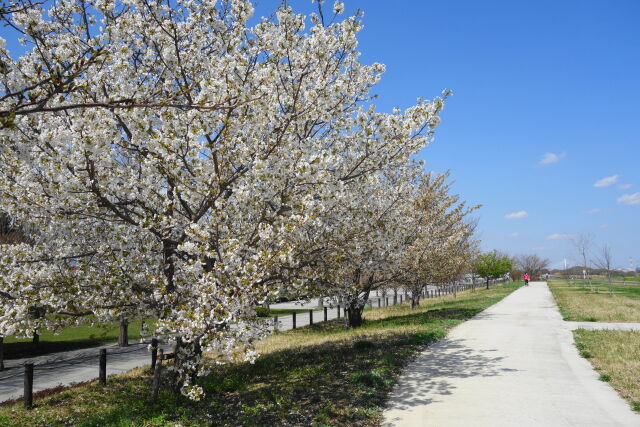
[0,0,465,397]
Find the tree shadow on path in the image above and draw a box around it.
[386,337,519,411]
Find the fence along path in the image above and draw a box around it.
[0,280,504,405]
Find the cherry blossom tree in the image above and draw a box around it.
[0,0,448,397]
[398,172,478,308]
[305,163,422,327]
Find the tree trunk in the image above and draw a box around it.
[171,338,183,394]
[30,306,41,349]
[118,316,129,347]
[347,304,364,327]
[346,275,373,328]
[411,292,420,308]
[170,337,203,394]
[486,278,489,290]
[346,288,371,328]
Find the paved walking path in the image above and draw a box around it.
[383,282,640,427]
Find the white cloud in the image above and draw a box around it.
[539,152,566,165]
[619,183,632,190]
[585,208,601,214]
[547,233,575,240]
[617,192,640,206]
[594,174,619,188]
[505,211,528,220]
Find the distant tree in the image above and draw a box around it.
[593,245,614,295]
[473,251,513,290]
[572,233,594,291]
[515,254,550,280]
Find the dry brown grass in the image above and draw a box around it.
[574,330,640,411]
[549,280,640,322]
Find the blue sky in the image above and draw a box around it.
[3,0,639,269]
[303,0,640,270]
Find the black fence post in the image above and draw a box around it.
[118,316,128,347]
[378,298,381,308]
[309,309,313,325]
[0,336,4,371]
[151,338,158,371]
[385,297,388,307]
[274,316,279,332]
[292,312,297,329]
[24,363,34,409]
[324,307,328,322]
[99,349,107,385]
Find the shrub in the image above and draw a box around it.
[255,307,270,317]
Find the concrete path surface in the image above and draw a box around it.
[383,281,640,427]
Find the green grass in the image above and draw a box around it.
[548,280,640,322]
[3,319,151,359]
[0,282,522,426]
[574,330,640,412]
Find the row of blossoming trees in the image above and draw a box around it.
[0,0,478,398]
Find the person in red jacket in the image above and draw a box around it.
[523,273,530,286]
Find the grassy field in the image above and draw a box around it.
[3,319,150,360]
[548,280,640,322]
[0,282,522,426]
[574,329,640,412]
